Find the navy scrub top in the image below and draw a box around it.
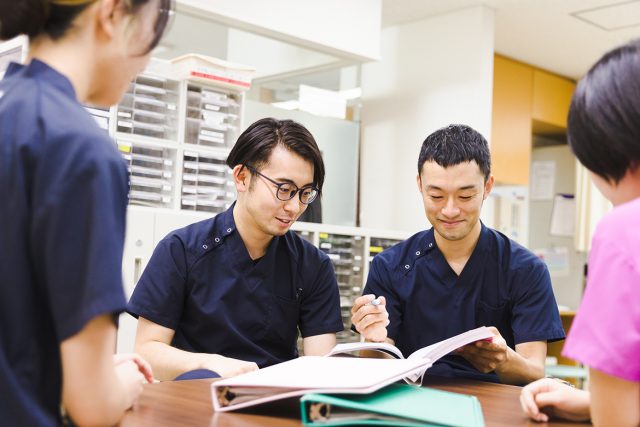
[363,223,565,382]
[0,61,129,425]
[127,204,344,368]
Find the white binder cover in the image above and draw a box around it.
[211,356,431,412]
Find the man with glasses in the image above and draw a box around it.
[127,118,343,380]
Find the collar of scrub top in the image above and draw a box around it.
[4,62,25,78]
[400,221,491,275]
[200,202,299,268]
[199,203,238,253]
[12,59,76,98]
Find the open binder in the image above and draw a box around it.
[300,383,485,427]
[211,356,432,412]
[326,326,494,384]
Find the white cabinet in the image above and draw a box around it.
[118,207,210,353]
[118,208,156,353]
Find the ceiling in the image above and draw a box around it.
[382,0,640,79]
[156,1,640,92]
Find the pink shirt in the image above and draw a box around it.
[563,197,640,381]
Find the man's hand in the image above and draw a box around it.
[520,377,591,422]
[201,354,259,378]
[454,326,508,373]
[351,294,389,342]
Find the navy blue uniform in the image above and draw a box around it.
[363,223,565,382]
[128,205,343,368]
[0,61,129,425]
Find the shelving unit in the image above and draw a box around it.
[289,222,407,344]
[180,150,235,214]
[116,75,180,141]
[184,85,241,148]
[105,59,249,215]
[118,141,176,208]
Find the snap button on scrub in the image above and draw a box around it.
[214,237,221,243]
[202,244,208,249]
[404,264,410,270]
[415,251,421,256]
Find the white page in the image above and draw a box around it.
[407,326,494,362]
[550,194,575,237]
[531,161,556,200]
[326,342,405,359]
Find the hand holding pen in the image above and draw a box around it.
[351,294,390,343]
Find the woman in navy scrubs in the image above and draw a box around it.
[128,118,344,381]
[0,0,172,426]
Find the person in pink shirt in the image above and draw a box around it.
[520,40,640,425]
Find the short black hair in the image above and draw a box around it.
[0,0,173,54]
[417,124,491,180]
[226,118,325,190]
[568,40,640,183]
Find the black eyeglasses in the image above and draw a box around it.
[244,165,320,205]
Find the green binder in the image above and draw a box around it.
[300,383,485,427]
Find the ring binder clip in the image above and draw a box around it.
[309,402,331,422]
[216,386,236,407]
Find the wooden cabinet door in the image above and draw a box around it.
[491,56,533,185]
[532,69,575,130]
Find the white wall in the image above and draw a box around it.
[226,29,340,80]
[177,0,381,62]
[528,145,587,310]
[244,101,360,226]
[359,6,495,233]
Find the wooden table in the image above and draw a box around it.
[119,376,591,427]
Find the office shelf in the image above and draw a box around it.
[181,150,235,213]
[98,58,250,214]
[184,85,241,148]
[118,140,176,209]
[318,232,364,342]
[368,237,402,263]
[288,223,409,345]
[115,74,180,142]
